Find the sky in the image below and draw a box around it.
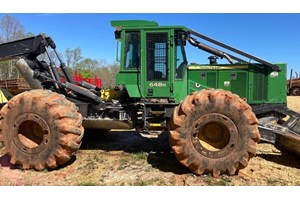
[1,13,300,76]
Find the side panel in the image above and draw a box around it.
[248,64,287,104]
[186,64,287,104]
[267,63,287,103]
[187,65,250,100]
[116,71,141,97]
[218,70,248,98]
[188,70,218,92]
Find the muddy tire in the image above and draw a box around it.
[169,89,260,177]
[0,89,84,170]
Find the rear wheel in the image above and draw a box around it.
[0,89,84,170]
[169,89,260,177]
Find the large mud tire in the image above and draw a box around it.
[169,89,260,177]
[0,89,84,170]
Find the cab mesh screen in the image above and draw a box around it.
[146,32,168,81]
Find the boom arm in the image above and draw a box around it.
[0,35,74,83]
[0,35,101,104]
[0,35,48,61]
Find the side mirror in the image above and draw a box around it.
[114,30,121,40]
[116,41,121,62]
[175,31,187,46]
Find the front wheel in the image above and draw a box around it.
[0,90,84,170]
[169,89,260,177]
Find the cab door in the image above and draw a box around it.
[142,31,172,98]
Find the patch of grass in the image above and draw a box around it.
[42,168,49,173]
[117,152,147,170]
[155,178,166,186]
[85,157,97,170]
[77,181,98,186]
[131,152,148,161]
[77,157,97,172]
[131,178,166,186]
[119,182,125,186]
[93,153,105,163]
[205,176,234,186]
[266,178,287,186]
[99,177,105,182]
[98,177,107,186]
[117,157,131,170]
[77,165,83,170]
[144,167,151,172]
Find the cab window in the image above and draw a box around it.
[175,40,187,79]
[124,32,140,69]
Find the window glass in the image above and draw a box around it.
[124,32,140,69]
[175,40,187,79]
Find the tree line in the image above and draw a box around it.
[0,15,119,89]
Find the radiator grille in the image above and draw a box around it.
[253,71,268,101]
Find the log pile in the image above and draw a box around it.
[0,78,30,95]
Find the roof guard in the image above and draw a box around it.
[110,20,158,29]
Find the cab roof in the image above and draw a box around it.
[110,20,188,30]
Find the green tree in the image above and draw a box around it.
[76,58,119,88]
[64,47,83,69]
[95,61,120,89]
[77,58,99,78]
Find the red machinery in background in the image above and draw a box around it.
[71,71,102,88]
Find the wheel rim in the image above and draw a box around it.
[13,113,50,154]
[191,113,239,158]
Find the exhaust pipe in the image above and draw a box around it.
[15,58,43,89]
[188,37,234,64]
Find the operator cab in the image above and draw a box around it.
[112,20,189,101]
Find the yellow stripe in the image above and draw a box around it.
[149,123,161,127]
[188,65,248,70]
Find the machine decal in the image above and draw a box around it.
[188,65,249,70]
[149,82,167,87]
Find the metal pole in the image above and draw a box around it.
[189,30,281,72]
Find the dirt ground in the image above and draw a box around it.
[0,97,299,186]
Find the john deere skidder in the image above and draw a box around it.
[0,20,299,177]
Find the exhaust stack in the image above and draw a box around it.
[15,58,43,89]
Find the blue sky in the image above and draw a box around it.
[1,13,300,75]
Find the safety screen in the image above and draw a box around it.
[146,33,168,81]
